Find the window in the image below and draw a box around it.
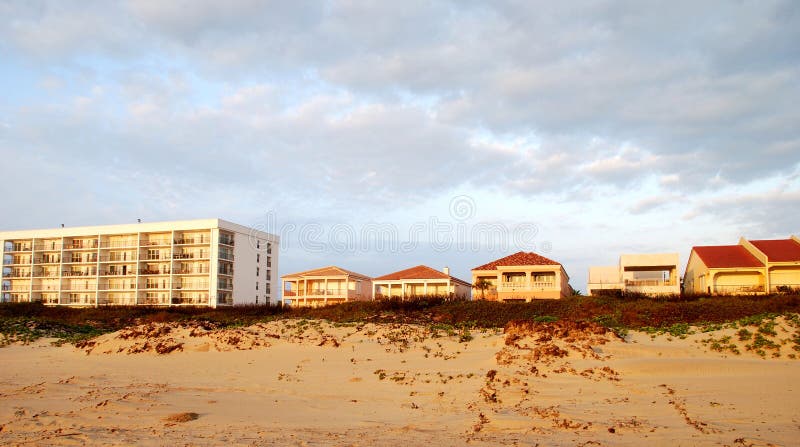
[256,267,260,277]
[256,282,259,290]
[256,253,260,263]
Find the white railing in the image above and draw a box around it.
[499,281,555,289]
[713,284,765,294]
[625,279,675,287]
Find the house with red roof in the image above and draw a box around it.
[372,265,471,299]
[684,236,800,295]
[471,251,571,301]
[281,266,372,307]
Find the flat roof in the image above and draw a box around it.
[0,218,278,240]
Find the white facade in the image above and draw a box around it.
[588,253,680,296]
[0,219,278,307]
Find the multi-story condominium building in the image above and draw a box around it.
[588,253,680,296]
[281,266,372,307]
[373,265,471,299]
[0,219,278,307]
[472,251,571,301]
[684,236,800,295]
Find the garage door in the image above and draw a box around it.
[770,268,800,291]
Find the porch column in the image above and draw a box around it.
[526,271,532,288]
[423,282,428,296]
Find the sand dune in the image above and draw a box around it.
[1,317,798,446]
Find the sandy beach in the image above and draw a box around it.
[1,318,798,446]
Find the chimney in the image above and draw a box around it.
[443,266,450,276]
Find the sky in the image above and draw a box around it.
[1,0,798,293]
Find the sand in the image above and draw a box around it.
[0,317,798,446]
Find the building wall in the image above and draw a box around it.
[373,279,470,299]
[0,219,278,307]
[683,253,708,295]
[473,265,569,301]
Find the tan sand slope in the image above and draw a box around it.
[0,317,798,446]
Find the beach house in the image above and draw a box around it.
[372,265,471,299]
[588,253,680,296]
[471,251,571,301]
[281,266,372,307]
[684,236,800,295]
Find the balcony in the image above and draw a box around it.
[498,280,555,290]
[140,268,170,275]
[100,240,138,248]
[174,282,209,290]
[625,279,676,287]
[6,245,32,252]
[141,240,171,247]
[174,268,209,275]
[65,241,98,250]
[171,296,209,305]
[283,289,346,298]
[101,270,136,276]
[34,244,63,251]
[174,237,209,245]
[62,271,95,277]
[173,252,206,260]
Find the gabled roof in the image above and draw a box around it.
[374,265,470,286]
[472,251,561,271]
[281,265,372,280]
[749,238,800,262]
[691,245,764,269]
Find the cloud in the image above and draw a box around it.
[0,0,798,269]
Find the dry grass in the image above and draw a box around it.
[163,412,199,423]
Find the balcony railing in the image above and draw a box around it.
[174,268,209,275]
[104,283,136,290]
[34,244,63,251]
[713,284,765,294]
[772,284,800,293]
[173,253,206,259]
[171,296,209,305]
[101,270,136,276]
[100,241,138,248]
[499,281,555,289]
[62,271,95,277]
[140,269,170,275]
[283,289,346,297]
[141,240,171,247]
[625,279,676,287]
[175,282,210,290]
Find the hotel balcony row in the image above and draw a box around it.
[2,291,218,306]
[3,252,221,265]
[2,231,222,252]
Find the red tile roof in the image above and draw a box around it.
[749,239,800,262]
[281,266,371,280]
[692,245,764,268]
[472,251,561,270]
[374,265,470,285]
